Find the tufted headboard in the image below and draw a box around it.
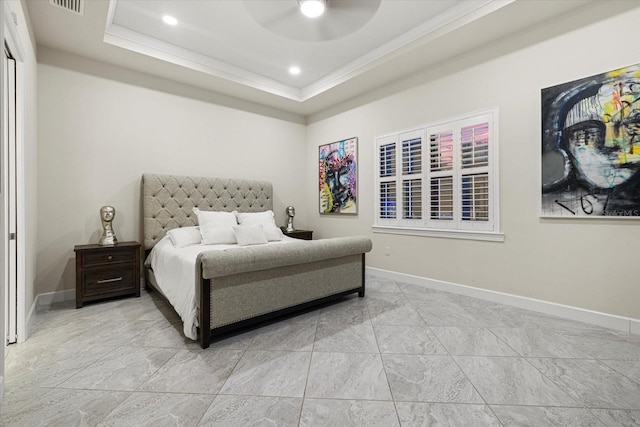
[142,173,273,250]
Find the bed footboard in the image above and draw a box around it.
[197,236,371,348]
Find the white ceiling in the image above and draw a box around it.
[26,0,593,117]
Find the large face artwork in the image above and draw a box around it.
[541,64,640,217]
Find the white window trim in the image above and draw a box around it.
[373,107,502,242]
[372,225,505,242]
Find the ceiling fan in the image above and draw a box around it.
[243,0,382,42]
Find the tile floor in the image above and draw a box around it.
[2,274,640,426]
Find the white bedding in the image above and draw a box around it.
[145,235,298,340]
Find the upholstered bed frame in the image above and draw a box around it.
[142,173,372,348]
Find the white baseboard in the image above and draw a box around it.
[367,267,639,335]
[24,289,75,343]
[25,297,37,342]
[35,289,75,307]
[32,277,146,308]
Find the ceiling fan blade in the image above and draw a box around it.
[244,0,381,42]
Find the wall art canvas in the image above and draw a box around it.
[319,137,358,214]
[541,63,640,217]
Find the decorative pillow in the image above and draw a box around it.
[235,211,283,241]
[166,226,201,248]
[193,208,238,245]
[262,224,284,241]
[201,226,237,245]
[234,224,268,246]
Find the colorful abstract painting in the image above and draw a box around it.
[541,63,640,217]
[319,137,358,214]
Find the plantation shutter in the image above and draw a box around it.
[428,127,455,227]
[377,136,398,222]
[459,117,491,229]
[374,108,497,235]
[400,131,423,224]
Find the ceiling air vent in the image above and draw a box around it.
[49,0,84,15]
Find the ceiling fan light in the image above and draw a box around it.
[162,15,178,26]
[299,0,325,18]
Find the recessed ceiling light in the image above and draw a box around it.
[289,66,301,76]
[162,15,178,26]
[299,0,325,18]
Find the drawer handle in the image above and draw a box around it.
[107,255,113,260]
[97,277,123,284]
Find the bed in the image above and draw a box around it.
[142,173,372,348]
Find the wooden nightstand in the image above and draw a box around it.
[74,241,141,308]
[282,229,313,240]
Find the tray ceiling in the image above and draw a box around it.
[26,0,596,116]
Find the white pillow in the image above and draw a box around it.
[193,208,238,245]
[262,224,284,241]
[166,226,201,248]
[234,224,268,246]
[201,226,237,245]
[235,210,275,226]
[235,211,283,241]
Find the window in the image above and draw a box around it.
[374,109,501,241]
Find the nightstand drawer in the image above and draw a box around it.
[75,241,141,308]
[83,249,135,267]
[82,267,135,296]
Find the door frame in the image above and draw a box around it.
[4,43,17,344]
[2,1,26,345]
